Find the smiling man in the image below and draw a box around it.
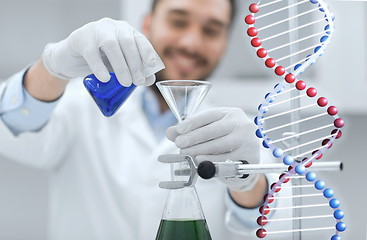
[0,0,274,239]
[146,0,230,81]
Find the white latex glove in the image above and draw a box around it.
[166,107,260,192]
[42,18,164,86]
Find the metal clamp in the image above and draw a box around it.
[158,154,198,189]
[158,154,343,189]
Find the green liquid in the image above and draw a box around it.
[155,219,212,240]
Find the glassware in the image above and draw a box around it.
[156,80,212,122]
[155,80,212,240]
[83,73,136,117]
[155,163,211,240]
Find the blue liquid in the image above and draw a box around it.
[83,73,136,117]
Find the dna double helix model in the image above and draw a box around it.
[244,0,346,239]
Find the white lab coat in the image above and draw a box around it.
[0,78,267,240]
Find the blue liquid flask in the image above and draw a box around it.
[83,73,136,117]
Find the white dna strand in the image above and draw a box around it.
[244,0,346,239]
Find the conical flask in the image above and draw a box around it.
[155,80,212,240]
[155,163,212,240]
[83,73,136,117]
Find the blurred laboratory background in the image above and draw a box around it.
[0,0,365,239]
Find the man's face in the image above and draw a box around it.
[143,0,231,81]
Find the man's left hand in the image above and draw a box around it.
[166,107,261,192]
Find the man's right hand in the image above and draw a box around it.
[41,18,164,87]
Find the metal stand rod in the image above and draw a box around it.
[197,161,342,179]
[236,161,342,175]
[287,0,301,238]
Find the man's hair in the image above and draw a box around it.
[151,0,236,25]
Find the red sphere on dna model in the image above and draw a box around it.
[296,80,306,90]
[328,106,338,116]
[307,87,317,97]
[305,161,313,168]
[257,48,267,58]
[332,129,342,139]
[259,205,270,215]
[279,173,290,183]
[256,228,267,238]
[317,97,328,107]
[334,118,344,128]
[257,216,267,226]
[265,58,276,68]
[275,66,285,76]
[251,38,262,47]
[322,139,333,149]
[245,15,255,25]
[249,3,260,13]
[263,194,274,204]
[271,183,281,192]
[285,73,295,83]
[247,27,258,37]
